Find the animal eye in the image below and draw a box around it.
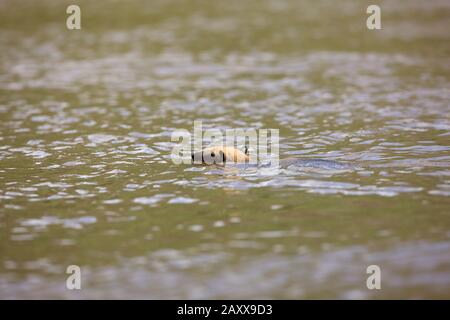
[211,152,215,157]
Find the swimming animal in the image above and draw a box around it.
[191,146,352,170]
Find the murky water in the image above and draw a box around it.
[1,0,450,299]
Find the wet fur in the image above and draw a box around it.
[191,146,249,165]
[191,146,352,170]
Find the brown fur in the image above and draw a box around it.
[191,146,249,165]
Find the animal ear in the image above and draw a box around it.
[244,146,249,155]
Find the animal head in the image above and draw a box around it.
[191,146,249,165]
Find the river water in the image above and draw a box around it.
[0,0,449,298]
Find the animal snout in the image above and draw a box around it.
[191,150,225,165]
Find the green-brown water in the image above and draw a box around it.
[1,0,450,299]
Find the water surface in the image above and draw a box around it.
[0,0,450,298]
